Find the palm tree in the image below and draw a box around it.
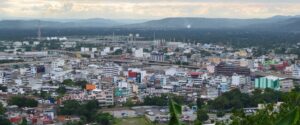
[168,99,182,125]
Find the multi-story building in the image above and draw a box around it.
[215,62,250,76]
[102,63,120,77]
[231,74,250,86]
[0,70,12,85]
[93,89,114,106]
[254,76,281,90]
[292,65,300,78]
[150,52,164,62]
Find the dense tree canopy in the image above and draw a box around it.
[59,100,114,124]
[8,96,38,107]
[143,94,185,106]
[207,89,283,111]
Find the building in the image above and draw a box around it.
[231,74,249,86]
[51,59,65,68]
[102,63,120,77]
[254,76,281,90]
[134,48,144,58]
[292,65,300,78]
[62,42,76,48]
[150,52,164,62]
[280,78,294,92]
[91,89,114,106]
[0,70,12,84]
[215,62,250,76]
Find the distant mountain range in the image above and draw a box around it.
[1,16,300,31]
[0,18,122,29]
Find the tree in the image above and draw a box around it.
[59,100,101,123]
[113,49,123,55]
[62,79,75,86]
[227,92,300,125]
[40,90,50,99]
[8,96,38,107]
[59,100,81,115]
[216,111,225,117]
[168,99,182,125]
[56,86,67,96]
[20,117,27,125]
[196,98,205,109]
[0,103,5,115]
[0,85,7,92]
[64,121,84,125]
[96,113,115,125]
[75,80,88,89]
[197,110,209,122]
[0,117,11,125]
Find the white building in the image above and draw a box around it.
[231,74,249,86]
[62,42,76,48]
[51,59,65,68]
[102,63,120,77]
[134,48,144,58]
[292,65,300,78]
[33,41,40,46]
[92,48,97,52]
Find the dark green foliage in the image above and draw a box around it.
[0,103,5,115]
[197,110,209,122]
[20,117,28,125]
[62,79,75,86]
[64,121,84,125]
[56,86,67,95]
[0,85,7,92]
[113,49,123,55]
[208,89,283,110]
[227,92,300,125]
[0,116,11,125]
[8,96,38,107]
[75,80,88,89]
[59,100,105,124]
[96,113,115,125]
[143,94,184,106]
[0,60,24,64]
[40,90,51,99]
[216,111,225,117]
[59,100,81,115]
[168,99,182,125]
[196,98,205,109]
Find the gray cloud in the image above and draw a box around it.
[0,0,300,19]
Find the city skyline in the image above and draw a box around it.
[1,0,300,20]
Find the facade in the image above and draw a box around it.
[51,59,65,68]
[254,76,281,90]
[280,79,294,92]
[215,62,250,76]
[102,63,120,77]
[150,52,164,62]
[134,48,144,58]
[231,74,249,86]
[292,65,300,78]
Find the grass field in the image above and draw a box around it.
[114,117,153,125]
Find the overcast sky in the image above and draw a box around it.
[0,0,300,20]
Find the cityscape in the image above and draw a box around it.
[0,0,300,125]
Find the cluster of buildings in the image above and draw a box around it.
[0,34,299,124]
